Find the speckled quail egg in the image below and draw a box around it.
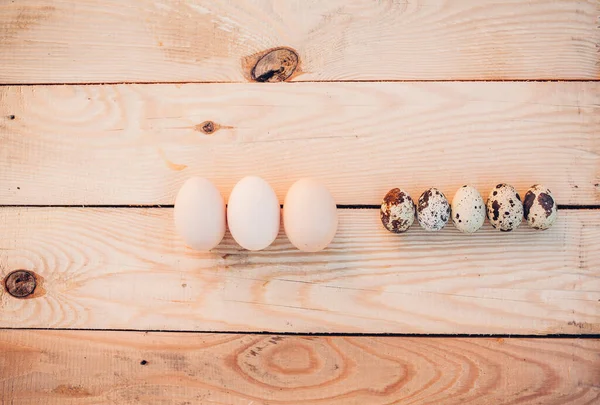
[451,185,486,233]
[486,184,523,231]
[523,185,557,230]
[417,188,450,231]
[380,188,415,233]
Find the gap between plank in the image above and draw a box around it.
[0,205,598,209]
[339,205,600,210]
[0,79,598,87]
[0,327,598,339]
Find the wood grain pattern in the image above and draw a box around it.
[0,330,598,404]
[1,82,598,205]
[0,208,598,334]
[1,0,599,83]
[2,2,598,401]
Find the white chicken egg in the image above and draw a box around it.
[451,185,486,233]
[227,176,280,251]
[174,177,226,251]
[283,179,338,252]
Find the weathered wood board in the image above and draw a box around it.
[1,0,599,83]
[1,208,598,334]
[0,330,598,404]
[1,82,598,205]
[1,1,599,402]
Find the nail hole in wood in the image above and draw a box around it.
[9,115,15,120]
[140,360,148,365]
[250,47,299,83]
[4,270,36,298]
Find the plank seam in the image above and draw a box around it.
[0,79,599,87]
[0,327,598,338]
[0,205,598,210]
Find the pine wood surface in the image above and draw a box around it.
[0,208,598,334]
[1,82,598,205]
[0,330,598,405]
[1,2,599,402]
[1,0,599,84]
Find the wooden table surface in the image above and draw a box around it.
[0,1,598,403]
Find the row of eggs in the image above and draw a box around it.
[175,176,338,252]
[175,179,558,253]
[381,184,557,234]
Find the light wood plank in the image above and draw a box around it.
[1,0,599,83]
[1,82,598,205]
[0,330,598,404]
[0,208,598,334]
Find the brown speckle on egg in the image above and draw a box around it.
[538,193,554,216]
[523,191,536,218]
[381,188,415,233]
[491,200,501,221]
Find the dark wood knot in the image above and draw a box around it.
[194,121,231,135]
[200,121,215,134]
[4,270,37,298]
[251,48,299,83]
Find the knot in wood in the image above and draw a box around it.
[201,121,215,134]
[251,48,299,83]
[4,270,36,298]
